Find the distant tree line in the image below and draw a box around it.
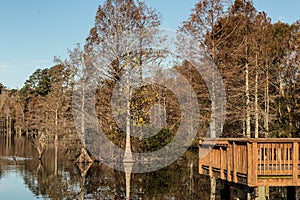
[0,0,299,160]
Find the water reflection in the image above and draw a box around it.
[0,136,213,199]
[0,136,289,200]
[0,165,40,200]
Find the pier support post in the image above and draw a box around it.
[255,186,269,200]
[210,177,216,200]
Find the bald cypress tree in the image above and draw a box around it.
[68,0,163,161]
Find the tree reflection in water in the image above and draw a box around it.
[0,136,289,199]
[0,136,211,199]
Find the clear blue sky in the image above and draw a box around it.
[0,0,299,89]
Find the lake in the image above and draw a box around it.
[0,136,288,199]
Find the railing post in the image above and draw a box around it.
[220,146,225,179]
[227,142,232,182]
[233,141,238,183]
[293,142,299,185]
[247,141,253,186]
[199,139,203,174]
[209,145,213,177]
[252,141,258,185]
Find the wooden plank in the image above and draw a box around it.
[247,142,253,186]
[252,141,258,185]
[228,143,232,180]
[288,144,292,171]
[199,142,203,174]
[258,144,262,175]
[263,143,266,175]
[233,141,237,183]
[293,142,299,185]
[275,144,279,173]
[209,146,213,177]
[242,145,247,174]
[278,144,282,174]
[283,143,287,173]
[270,143,274,175]
[217,147,221,169]
[256,178,294,187]
[202,138,300,144]
[220,147,225,179]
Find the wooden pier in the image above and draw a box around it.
[199,138,300,187]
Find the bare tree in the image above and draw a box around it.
[179,0,231,138]
[69,0,163,163]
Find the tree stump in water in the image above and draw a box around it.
[76,148,93,163]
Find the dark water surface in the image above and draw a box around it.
[0,136,289,200]
[0,136,212,200]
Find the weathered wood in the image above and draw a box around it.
[220,147,225,179]
[232,141,237,183]
[227,142,232,182]
[247,142,253,186]
[293,142,299,185]
[199,139,203,175]
[209,146,213,177]
[252,141,258,186]
[199,138,300,187]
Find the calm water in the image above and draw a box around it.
[0,136,212,200]
[0,136,289,200]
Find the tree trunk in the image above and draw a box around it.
[211,75,216,138]
[264,65,270,136]
[210,177,216,200]
[245,46,251,138]
[124,162,133,200]
[255,54,259,138]
[81,84,86,146]
[124,71,132,162]
[54,142,58,175]
[279,69,285,97]
[189,158,194,199]
[37,146,43,160]
[211,37,216,138]
[54,109,58,175]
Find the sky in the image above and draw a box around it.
[0,0,299,89]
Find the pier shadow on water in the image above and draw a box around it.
[0,136,292,199]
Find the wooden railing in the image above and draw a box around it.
[199,138,300,187]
